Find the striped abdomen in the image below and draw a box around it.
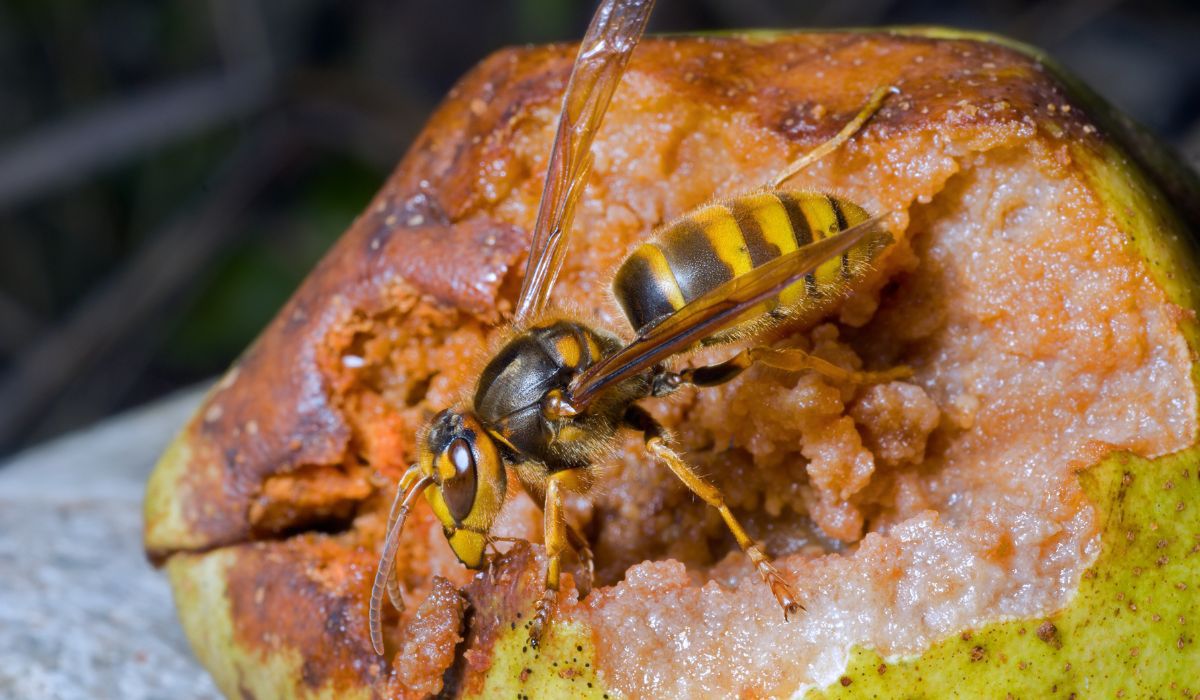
[612,191,876,334]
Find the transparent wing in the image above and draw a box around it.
[512,0,656,323]
[566,217,892,409]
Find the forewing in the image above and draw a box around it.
[566,217,891,408]
[512,0,656,323]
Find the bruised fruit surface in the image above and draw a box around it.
[563,140,1195,697]
[145,30,1200,698]
[807,449,1200,698]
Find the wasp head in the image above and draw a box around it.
[418,408,508,568]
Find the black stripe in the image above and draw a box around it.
[728,200,779,268]
[661,217,735,303]
[574,324,596,367]
[776,193,813,247]
[532,321,578,370]
[827,195,849,231]
[828,196,853,279]
[612,252,678,333]
[776,193,816,296]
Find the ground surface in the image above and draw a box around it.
[0,388,216,700]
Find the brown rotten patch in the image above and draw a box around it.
[166,534,469,699]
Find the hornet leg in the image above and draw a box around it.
[519,479,595,597]
[528,470,572,647]
[653,345,910,396]
[626,406,802,618]
[565,522,595,597]
[771,85,898,189]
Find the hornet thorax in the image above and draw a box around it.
[473,320,649,472]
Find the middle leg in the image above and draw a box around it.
[626,405,802,618]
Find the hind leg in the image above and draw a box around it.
[771,85,897,189]
[652,344,910,396]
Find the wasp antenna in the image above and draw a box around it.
[369,472,433,656]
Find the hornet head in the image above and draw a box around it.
[416,408,508,568]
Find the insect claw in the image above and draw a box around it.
[766,569,804,620]
[748,544,804,619]
[528,587,557,648]
[780,595,803,621]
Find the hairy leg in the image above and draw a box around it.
[653,344,910,396]
[771,85,897,189]
[528,471,572,646]
[627,406,802,618]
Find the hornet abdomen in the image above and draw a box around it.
[612,191,877,334]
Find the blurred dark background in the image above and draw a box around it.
[0,0,1197,458]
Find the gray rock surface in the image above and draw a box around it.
[0,387,220,700]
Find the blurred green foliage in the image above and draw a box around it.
[164,155,377,369]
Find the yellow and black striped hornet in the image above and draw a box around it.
[369,0,904,654]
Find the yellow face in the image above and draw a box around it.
[419,409,507,568]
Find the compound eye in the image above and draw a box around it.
[442,437,477,523]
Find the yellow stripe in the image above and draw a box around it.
[797,195,844,290]
[798,194,840,240]
[747,193,798,257]
[693,205,754,278]
[753,193,809,307]
[838,198,870,226]
[815,253,845,291]
[632,244,687,310]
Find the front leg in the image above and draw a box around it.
[626,405,802,618]
[528,470,571,647]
